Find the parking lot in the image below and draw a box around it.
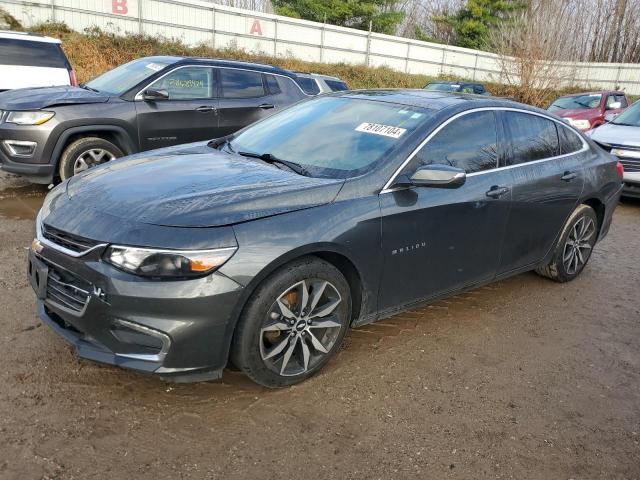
[0,170,637,479]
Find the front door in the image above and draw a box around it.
[497,111,585,274]
[379,110,512,312]
[135,65,219,151]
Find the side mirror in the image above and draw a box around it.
[142,88,169,101]
[606,101,622,110]
[409,164,466,188]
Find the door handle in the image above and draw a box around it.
[258,104,275,110]
[561,171,577,182]
[486,186,510,199]
[196,106,216,113]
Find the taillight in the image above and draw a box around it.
[616,161,624,179]
[68,69,78,87]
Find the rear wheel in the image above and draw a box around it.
[58,137,123,180]
[536,204,598,282]
[231,257,351,388]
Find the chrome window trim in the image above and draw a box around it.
[134,64,305,101]
[380,106,589,194]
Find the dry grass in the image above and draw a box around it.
[29,22,593,108]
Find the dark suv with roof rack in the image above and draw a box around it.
[0,56,307,183]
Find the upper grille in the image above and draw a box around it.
[40,257,91,313]
[42,224,99,253]
[609,144,640,173]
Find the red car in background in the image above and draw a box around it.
[548,91,629,131]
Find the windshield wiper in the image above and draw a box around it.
[79,84,100,93]
[237,151,311,177]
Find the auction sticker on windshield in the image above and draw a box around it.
[355,123,407,139]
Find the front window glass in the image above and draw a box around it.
[86,58,174,95]
[549,94,602,112]
[611,101,640,127]
[228,96,428,179]
[410,111,498,174]
[424,83,459,92]
[149,67,214,100]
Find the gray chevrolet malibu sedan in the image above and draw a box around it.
[28,91,623,387]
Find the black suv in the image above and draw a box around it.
[0,56,307,183]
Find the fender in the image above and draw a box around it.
[50,125,138,167]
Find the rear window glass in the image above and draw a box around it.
[504,111,560,164]
[295,77,321,95]
[264,74,281,95]
[325,79,349,92]
[0,39,67,68]
[221,69,265,98]
[558,125,584,154]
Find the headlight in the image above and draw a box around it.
[6,111,55,125]
[567,118,591,130]
[103,245,237,278]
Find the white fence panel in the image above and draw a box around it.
[1,0,639,94]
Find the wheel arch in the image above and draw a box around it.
[51,125,136,170]
[581,196,605,236]
[221,244,366,366]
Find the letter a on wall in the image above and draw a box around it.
[250,19,262,36]
[112,0,128,15]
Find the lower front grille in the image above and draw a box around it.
[40,258,91,313]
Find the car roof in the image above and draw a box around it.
[336,89,525,112]
[0,30,61,44]
[171,56,298,78]
[295,72,343,81]
[427,80,483,86]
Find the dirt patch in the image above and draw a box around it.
[0,171,639,479]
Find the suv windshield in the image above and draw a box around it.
[549,94,602,112]
[228,96,428,179]
[424,83,459,92]
[611,101,640,127]
[85,58,174,96]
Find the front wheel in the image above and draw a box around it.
[58,137,123,180]
[536,204,598,282]
[231,257,351,388]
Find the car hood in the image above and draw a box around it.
[553,108,599,120]
[0,86,110,110]
[63,145,345,228]
[590,123,640,147]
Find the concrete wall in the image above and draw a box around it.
[3,0,639,94]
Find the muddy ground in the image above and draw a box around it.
[0,171,638,480]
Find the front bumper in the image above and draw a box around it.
[28,240,245,382]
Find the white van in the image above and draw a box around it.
[0,31,76,92]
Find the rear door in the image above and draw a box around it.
[216,68,282,136]
[0,38,70,90]
[496,110,586,274]
[135,65,219,150]
[379,109,513,311]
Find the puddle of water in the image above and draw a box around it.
[0,184,48,220]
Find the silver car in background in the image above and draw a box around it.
[589,101,640,198]
[294,73,349,95]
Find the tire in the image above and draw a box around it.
[535,204,598,283]
[231,256,351,388]
[58,137,123,180]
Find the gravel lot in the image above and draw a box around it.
[0,171,638,480]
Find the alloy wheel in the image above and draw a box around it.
[260,279,343,377]
[562,215,596,275]
[73,148,115,174]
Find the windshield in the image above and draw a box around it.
[611,101,640,127]
[228,96,428,179]
[424,83,459,92]
[549,94,602,112]
[85,58,174,95]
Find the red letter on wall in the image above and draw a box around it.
[249,19,262,36]
[112,0,128,15]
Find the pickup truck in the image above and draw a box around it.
[548,90,629,131]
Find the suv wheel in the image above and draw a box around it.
[231,257,351,388]
[58,137,123,180]
[536,204,598,282]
